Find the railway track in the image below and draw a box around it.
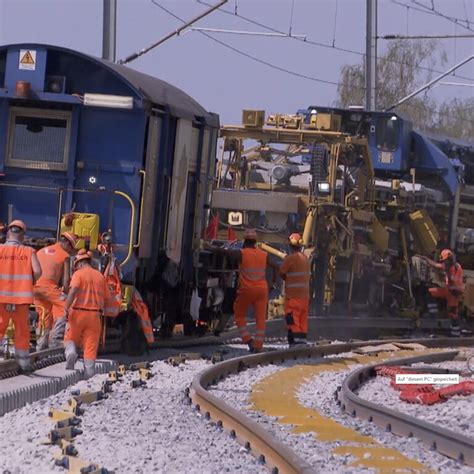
[189,337,474,474]
[337,351,474,466]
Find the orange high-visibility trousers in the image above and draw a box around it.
[428,287,460,319]
[64,310,101,361]
[233,287,268,349]
[34,286,66,330]
[285,298,309,340]
[0,304,30,351]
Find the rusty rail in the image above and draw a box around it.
[190,337,474,473]
[337,351,474,467]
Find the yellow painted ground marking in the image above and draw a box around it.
[250,350,440,473]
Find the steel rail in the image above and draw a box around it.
[189,337,474,474]
[337,352,474,467]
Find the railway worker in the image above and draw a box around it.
[205,229,278,352]
[34,232,78,349]
[0,220,42,372]
[63,249,111,378]
[424,249,464,336]
[279,233,311,346]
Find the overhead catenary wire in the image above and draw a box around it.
[151,1,471,126]
[197,0,474,83]
[390,0,474,32]
[151,0,352,89]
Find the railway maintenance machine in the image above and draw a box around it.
[208,108,474,334]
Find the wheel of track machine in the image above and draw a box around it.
[116,310,149,356]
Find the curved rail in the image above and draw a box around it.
[337,352,474,467]
[190,337,474,474]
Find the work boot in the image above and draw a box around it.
[83,360,95,380]
[15,349,33,374]
[50,317,67,348]
[65,342,78,370]
[36,330,50,351]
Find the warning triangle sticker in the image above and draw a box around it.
[20,51,35,65]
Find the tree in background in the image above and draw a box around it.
[336,40,473,140]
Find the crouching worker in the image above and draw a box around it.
[425,249,464,337]
[63,249,111,378]
[279,233,311,345]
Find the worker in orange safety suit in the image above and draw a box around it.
[279,233,311,346]
[206,228,278,352]
[34,232,78,349]
[0,220,42,372]
[63,249,112,378]
[425,249,464,336]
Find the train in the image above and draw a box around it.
[209,107,474,332]
[0,43,225,348]
[1,42,473,349]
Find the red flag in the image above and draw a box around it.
[227,226,237,241]
[205,214,218,240]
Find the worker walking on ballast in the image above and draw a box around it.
[63,249,111,378]
[206,229,278,352]
[279,233,311,345]
[0,220,42,372]
[425,249,464,336]
[34,232,78,349]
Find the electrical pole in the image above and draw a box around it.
[102,0,117,62]
[365,0,377,111]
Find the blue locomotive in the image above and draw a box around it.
[0,43,220,337]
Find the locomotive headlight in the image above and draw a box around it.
[390,115,398,121]
[317,182,330,194]
[89,175,97,185]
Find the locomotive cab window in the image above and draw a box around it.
[6,107,71,171]
[376,116,400,152]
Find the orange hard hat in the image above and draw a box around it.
[60,231,78,248]
[439,249,453,261]
[8,219,27,232]
[244,228,257,241]
[289,233,302,246]
[74,248,92,266]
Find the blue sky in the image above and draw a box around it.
[0,0,472,123]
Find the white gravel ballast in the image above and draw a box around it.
[210,353,474,473]
[0,354,266,474]
[356,360,474,438]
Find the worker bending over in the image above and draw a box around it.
[279,233,311,345]
[0,220,42,372]
[34,232,78,349]
[206,229,278,352]
[425,249,464,336]
[63,249,111,378]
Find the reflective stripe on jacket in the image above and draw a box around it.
[70,266,109,311]
[239,248,268,290]
[0,244,34,304]
[131,289,154,344]
[280,252,311,299]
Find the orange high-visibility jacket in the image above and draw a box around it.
[70,266,109,311]
[36,243,69,287]
[239,248,268,290]
[103,260,122,317]
[0,243,34,304]
[131,288,154,344]
[280,252,311,299]
[446,263,464,294]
